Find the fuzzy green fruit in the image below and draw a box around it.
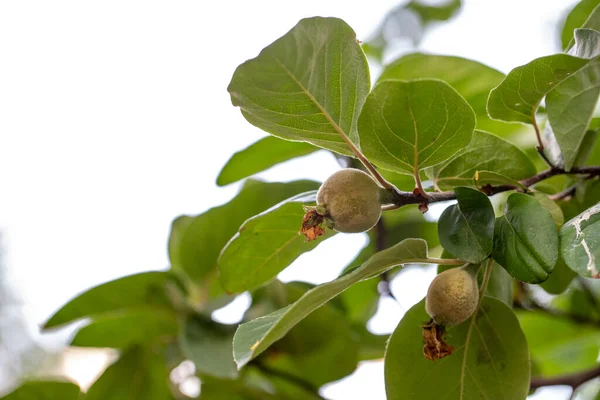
[316,168,383,233]
[425,266,479,327]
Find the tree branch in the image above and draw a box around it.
[549,184,577,201]
[385,166,600,209]
[530,364,600,390]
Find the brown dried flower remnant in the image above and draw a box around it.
[300,208,325,241]
[422,319,455,361]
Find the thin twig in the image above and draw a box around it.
[549,184,577,201]
[530,364,600,390]
[383,166,600,209]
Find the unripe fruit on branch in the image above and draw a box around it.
[316,168,385,233]
[425,265,479,327]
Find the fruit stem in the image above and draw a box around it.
[462,263,482,278]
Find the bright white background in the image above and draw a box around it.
[0,0,583,398]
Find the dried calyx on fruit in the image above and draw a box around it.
[422,264,480,361]
[425,264,480,327]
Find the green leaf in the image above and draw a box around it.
[86,346,173,400]
[428,130,536,191]
[219,191,331,293]
[485,261,515,306]
[358,79,476,174]
[233,238,441,369]
[197,380,283,400]
[493,193,559,283]
[561,0,600,49]
[169,179,319,284]
[258,282,359,387]
[560,202,600,277]
[474,170,527,191]
[540,255,577,294]
[355,328,389,361]
[384,297,530,400]
[0,381,80,400]
[575,129,600,166]
[337,242,379,323]
[546,56,600,170]
[180,315,238,379]
[487,54,589,124]
[43,271,176,329]
[438,187,495,263]
[378,54,518,135]
[228,17,370,156]
[570,28,600,58]
[70,308,178,349]
[518,310,600,377]
[217,137,318,186]
[533,192,565,227]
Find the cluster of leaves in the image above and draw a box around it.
[3,1,600,399]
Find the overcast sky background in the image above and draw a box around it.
[0,0,584,399]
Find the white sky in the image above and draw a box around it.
[0,0,582,399]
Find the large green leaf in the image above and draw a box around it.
[256,282,360,387]
[487,54,589,124]
[384,297,530,400]
[518,311,600,377]
[358,79,476,174]
[168,179,319,285]
[216,137,318,186]
[70,308,178,349]
[180,315,238,379]
[233,238,448,368]
[427,130,536,191]
[570,28,600,58]
[43,271,176,329]
[493,193,559,283]
[546,55,600,170]
[219,191,330,293]
[0,381,80,400]
[438,187,495,264]
[540,256,577,294]
[228,17,370,156]
[560,202,600,277]
[337,243,379,323]
[561,0,600,49]
[533,192,565,228]
[474,171,527,191]
[86,346,173,400]
[378,54,517,135]
[197,379,284,400]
